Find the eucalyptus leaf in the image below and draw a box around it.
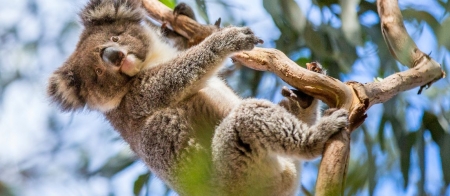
[314,0,339,8]
[340,0,362,46]
[399,132,416,188]
[263,0,306,51]
[402,9,440,37]
[133,172,151,196]
[345,159,368,195]
[195,0,210,24]
[423,112,450,185]
[377,115,388,152]
[263,0,306,34]
[159,0,176,9]
[438,17,450,49]
[95,152,137,178]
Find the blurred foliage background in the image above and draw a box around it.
[0,0,449,195]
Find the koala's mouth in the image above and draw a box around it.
[101,46,142,76]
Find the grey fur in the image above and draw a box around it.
[48,0,348,195]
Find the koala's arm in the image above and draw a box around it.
[128,27,261,114]
[279,88,320,126]
[278,62,326,126]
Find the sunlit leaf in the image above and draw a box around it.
[133,172,151,196]
[159,0,176,9]
[374,77,384,82]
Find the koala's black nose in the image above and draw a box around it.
[101,47,125,66]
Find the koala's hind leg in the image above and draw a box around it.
[211,99,347,193]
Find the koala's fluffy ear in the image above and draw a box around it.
[47,66,85,112]
[80,0,144,26]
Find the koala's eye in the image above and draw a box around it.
[111,36,120,42]
[95,68,103,75]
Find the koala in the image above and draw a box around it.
[47,0,348,195]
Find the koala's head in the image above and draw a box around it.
[48,0,155,112]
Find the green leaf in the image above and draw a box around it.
[304,25,332,58]
[133,172,151,196]
[386,100,415,189]
[159,0,176,9]
[377,115,388,151]
[423,112,446,142]
[340,0,362,46]
[195,0,210,24]
[263,0,306,52]
[439,135,450,186]
[363,126,377,195]
[359,1,377,14]
[332,31,358,72]
[263,0,306,34]
[295,57,312,67]
[422,112,450,185]
[95,152,136,178]
[399,132,416,188]
[0,181,14,196]
[402,9,440,37]
[313,0,339,8]
[345,158,368,195]
[438,17,450,50]
[437,0,450,15]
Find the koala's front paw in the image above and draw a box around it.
[211,26,263,54]
[318,108,348,136]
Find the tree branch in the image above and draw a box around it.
[141,0,445,195]
[142,0,217,46]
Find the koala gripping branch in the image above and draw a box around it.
[142,0,445,195]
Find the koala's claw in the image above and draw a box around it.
[320,108,349,134]
[256,38,264,44]
[281,86,314,109]
[329,109,348,126]
[213,26,261,53]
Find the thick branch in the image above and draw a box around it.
[142,0,216,46]
[233,48,354,109]
[314,130,350,195]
